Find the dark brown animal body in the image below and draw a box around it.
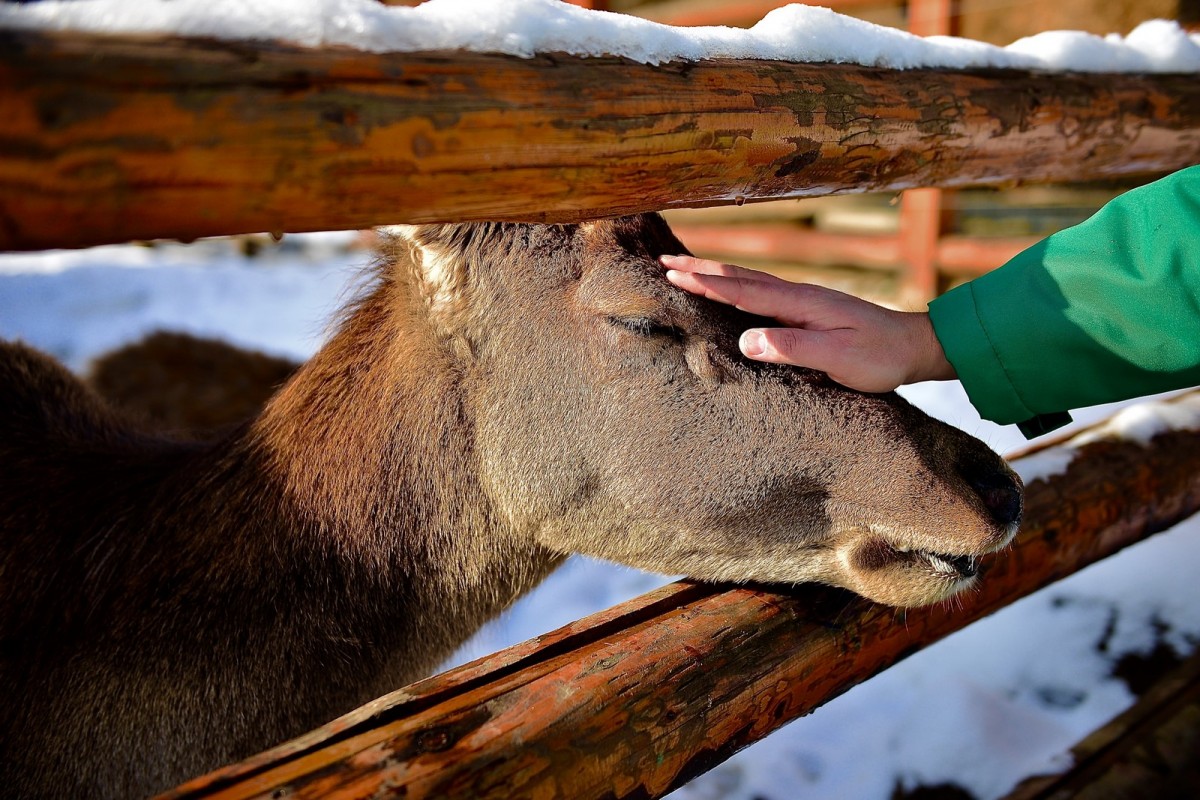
[87,331,299,439]
[0,215,1020,798]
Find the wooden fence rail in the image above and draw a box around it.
[3,29,1200,250]
[161,397,1200,799]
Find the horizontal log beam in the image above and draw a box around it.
[672,222,1040,274]
[936,233,1043,275]
[3,30,1200,251]
[162,394,1200,800]
[672,223,903,268]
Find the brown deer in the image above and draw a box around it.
[87,330,299,440]
[0,214,1020,799]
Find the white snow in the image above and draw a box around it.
[1006,390,1200,485]
[1011,446,1079,487]
[2,0,1198,72]
[1075,390,1200,446]
[0,236,359,370]
[3,240,1200,800]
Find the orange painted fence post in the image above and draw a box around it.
[900,0,958,299]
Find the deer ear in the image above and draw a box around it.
[384,224,470,320]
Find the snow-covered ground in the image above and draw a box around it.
[2,239,1198,800]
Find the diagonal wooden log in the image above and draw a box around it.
[3,29,1200,251]
[160,395,1200,800]
[1001,649,1200,799]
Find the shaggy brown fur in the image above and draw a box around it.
[87,331,299,439]
[0,214,1020,798]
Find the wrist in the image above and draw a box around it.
[905,312,957,383]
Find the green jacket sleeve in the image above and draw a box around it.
[928,165,1200,438]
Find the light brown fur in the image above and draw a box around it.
[0,215,1020,798]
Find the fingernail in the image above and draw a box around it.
[665,269,682,283]
[659,254,681,265]
[740,329,766,357]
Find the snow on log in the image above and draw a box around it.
[159,392,1200,800]
[2,29,1200,250]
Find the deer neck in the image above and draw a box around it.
[243,279,562,677]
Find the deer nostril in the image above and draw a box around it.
[966,471,1023,527]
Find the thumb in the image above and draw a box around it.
[740,327,834,371]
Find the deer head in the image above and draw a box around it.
[394,213,1020,608]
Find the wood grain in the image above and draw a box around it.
[160,395,1200,800]
[3,30,1199,250]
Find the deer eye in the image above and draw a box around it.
[607,316,685,341]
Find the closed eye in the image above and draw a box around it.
[607,316,686,341]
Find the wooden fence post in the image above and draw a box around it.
[899,0,958,300]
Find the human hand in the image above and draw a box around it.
[660,254,956,392]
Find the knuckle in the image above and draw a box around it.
[768,328,803,357]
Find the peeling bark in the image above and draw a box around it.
[2,30,1199,250]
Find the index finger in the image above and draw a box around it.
[658,254,782,285]
[664,269,831,328]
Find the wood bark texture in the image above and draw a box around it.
[159,395,1200,800]
[3,30,1200,250]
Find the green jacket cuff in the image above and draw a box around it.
[929,283,1067,438]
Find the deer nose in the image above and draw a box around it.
[964,469,1023,528]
